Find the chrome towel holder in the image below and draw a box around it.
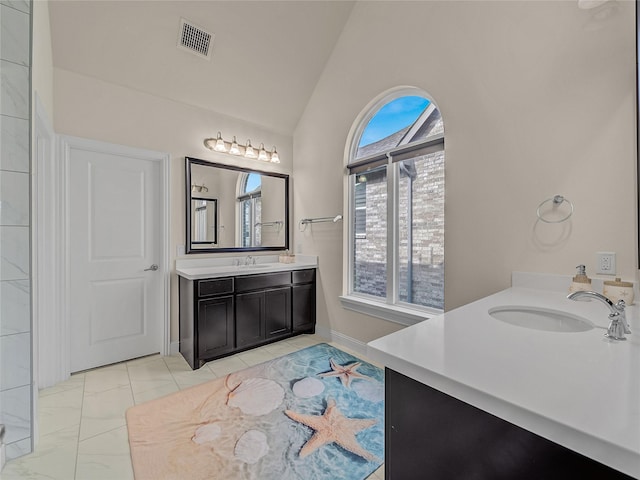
[299,215,343,231]
[536,195,574,223]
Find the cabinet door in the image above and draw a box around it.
[197,295,234,361]
[292,283,315,332]
[236,291,265,348]
[265,287,291,339]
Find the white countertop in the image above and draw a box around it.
[175,254,318,280]
[367,273,640,478]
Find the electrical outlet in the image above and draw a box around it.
[596,252,616,275]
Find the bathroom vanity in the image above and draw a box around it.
[177,256,317,369]
[368,272,639,479]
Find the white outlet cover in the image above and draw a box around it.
[596,252,616,275]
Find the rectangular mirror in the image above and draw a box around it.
[185,157,289,253]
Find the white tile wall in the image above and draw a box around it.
[0,4,30,66]
[0,1,29,14]
[0,0,32,463]
[0,385,31,444]
[0,333,31,390]
[0,280,30,335]
[0,226,29,281]
[0,171,29,225]
[0,60,29,119]
[0,115,29,172]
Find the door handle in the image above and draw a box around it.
[144,264,159,271]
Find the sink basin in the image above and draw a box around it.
[235,264,272,269]
[488,306,594,333]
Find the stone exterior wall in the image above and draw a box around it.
[354,150,444,310]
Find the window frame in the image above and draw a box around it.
[340,88,444,325]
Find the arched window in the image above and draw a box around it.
[343,89,444,320]
[238,172,262,247]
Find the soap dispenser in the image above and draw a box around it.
[603,278,634,305]
[569,265,592,294]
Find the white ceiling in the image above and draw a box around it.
[48,0,356,135]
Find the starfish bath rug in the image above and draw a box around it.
[126,343,384,480]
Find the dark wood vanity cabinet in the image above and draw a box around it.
[235,287,292,348]
[292,269,316,332]
[385,368,634,480]
[179,269,316,369]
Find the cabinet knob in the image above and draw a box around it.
[144,264,159,271]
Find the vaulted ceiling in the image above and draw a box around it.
[48,1,355,135]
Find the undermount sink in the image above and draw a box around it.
[235,264,273,269]
[488,306,594,333]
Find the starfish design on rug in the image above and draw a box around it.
[317,358,373,388]
[284,398,379,462]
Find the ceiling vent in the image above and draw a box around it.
[177,18,213,60]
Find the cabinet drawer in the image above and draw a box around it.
[198,278,234,297]
[293,269,316,284]
[235,272,292,293]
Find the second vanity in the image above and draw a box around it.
[177,255,317,369]
[368,272,640,479]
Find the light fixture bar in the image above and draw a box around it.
[204,132,281,163]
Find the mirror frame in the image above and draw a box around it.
[185,156,290,254]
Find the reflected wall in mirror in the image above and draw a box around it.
[185,157,289,253]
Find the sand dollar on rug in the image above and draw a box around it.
[126,343,385,480]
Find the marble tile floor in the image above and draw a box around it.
[1,334,385,480]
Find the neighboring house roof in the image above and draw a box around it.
[356,126,411,159]
[354,106,443,161]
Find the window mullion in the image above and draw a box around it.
[387,156,399,306]
[347,174,356,295]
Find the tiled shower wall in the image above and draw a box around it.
[0,0,33,461]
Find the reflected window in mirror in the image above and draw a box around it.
[238,173,262,247]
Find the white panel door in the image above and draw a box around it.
[68,142,164,372]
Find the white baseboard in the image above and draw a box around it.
[314,325,368,357]
[169,330,369,360]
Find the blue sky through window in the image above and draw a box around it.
[245,173,261,193]
[359,96,430,148]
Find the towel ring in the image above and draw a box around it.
[536,195,574,223]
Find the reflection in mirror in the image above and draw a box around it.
[191,198,217,244]
[186,157,289,253]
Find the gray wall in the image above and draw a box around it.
[0,0,33,461]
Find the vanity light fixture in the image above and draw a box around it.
[191,183,208,193]
[244,140,257,159]
[204,132,281,163]
[213,132,226,152]
[270,146,280,164]
[229,136,241,155]
[258,143,269,161]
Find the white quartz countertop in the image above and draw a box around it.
[175,254,318,280]
[367,274,640,478]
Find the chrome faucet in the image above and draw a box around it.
[244,255,255,266]
[567,291,631,340]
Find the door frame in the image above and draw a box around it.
[41,134,170,383]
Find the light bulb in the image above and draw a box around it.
[244,139,257,159]
[229,136,241,155]
[258,143,269,161]
[214,132,226,152]
[270,146,280,164]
